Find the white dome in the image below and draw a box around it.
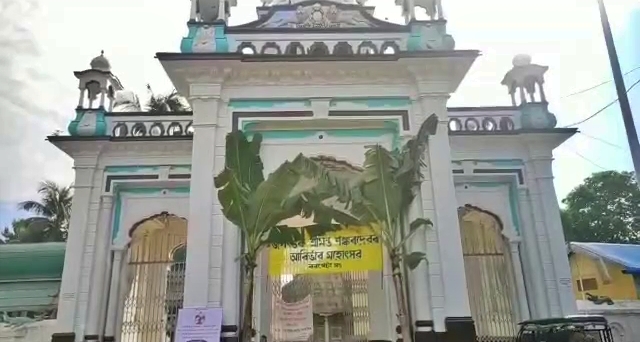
[90,51,111,72]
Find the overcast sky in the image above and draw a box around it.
[0,0,639,228]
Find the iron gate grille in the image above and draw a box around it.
[269,271,371,342]
[460,207,519,342]
[121,223,186,342]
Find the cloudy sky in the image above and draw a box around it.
[0,0,639,228]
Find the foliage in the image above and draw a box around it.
[1,181,72,243]
[561,171,640,244]
[214,131,344,342]
[114,84,190,112]
[296,114,439,342]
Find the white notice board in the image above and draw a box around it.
[175,308,223,342]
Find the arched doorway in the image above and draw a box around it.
[458,205,518,342]
[120,212,187,342]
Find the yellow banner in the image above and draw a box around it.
[268,226,383,275]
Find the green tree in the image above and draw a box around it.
[117,85,190,112]
[214,132,344,342]
[9,181,74,243]
[561,170,640,244]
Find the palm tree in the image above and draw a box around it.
[17,181,73,242]
[112,84,190,112]
[145,84,190,112]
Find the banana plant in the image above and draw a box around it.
[214,131,351,342]
[296,114,439,342]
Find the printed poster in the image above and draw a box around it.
[271,295,314,341]
[175,308,223,342]
[268,225,383,275]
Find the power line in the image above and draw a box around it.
[563,146,608,170]
[560,65,640,99]
[578,131,625,150]
[563,77,640,128]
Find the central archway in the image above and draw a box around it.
[120,212,187,342]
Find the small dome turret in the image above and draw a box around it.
[90,51,111,72]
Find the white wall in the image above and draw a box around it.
[0,320,57,342]
[577,300,640,342]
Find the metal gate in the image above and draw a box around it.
[270,271,371,342]
[459,206,518,342]
[121,214,187,342]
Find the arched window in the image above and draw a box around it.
[308,42,329,56]
[458,205,519,342]
[332,42,353,55]
[285,42,305,55]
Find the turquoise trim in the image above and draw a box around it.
[214,25,228,52]
[228,99,311,109]
[329,97,411,108]
[407,23,423,52]
[95,108,107,136]
[242,119,401,149]
[458,181,521,234]
[67,108,107,136]
[111,186,190,241]
[180,22,198,53]
[104,165,191,173]
[67,109,83,136]
[452,159,524,167]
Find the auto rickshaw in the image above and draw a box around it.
[516,315,614,342]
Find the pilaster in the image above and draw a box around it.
[221,219,240,342]
[407,191,434,341]
[84,194,114,341]
[104,247,125,341]
[419,94,473,337]
[508,239,530,321]
[526,148,576,315]
[183,84,222,308]
[517,188,549,318]
[55,159,98,340]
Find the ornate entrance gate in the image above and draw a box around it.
[458,206,518,342]
[121,213,187,342]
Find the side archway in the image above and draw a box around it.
[120,212,188,342]
[458,204,519,342]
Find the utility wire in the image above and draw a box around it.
[562,146,608,170]
[578,131,625,150]
[560,65,640,99]
[563,77,640,128]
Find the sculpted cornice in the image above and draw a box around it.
[173,64,414,86]
[103,140,193,157]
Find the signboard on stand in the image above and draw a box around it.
[271,295,314,341]
[175,308,223,342]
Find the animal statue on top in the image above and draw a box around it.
[396,0,443,20]
[585,292,614,305]
[501,54,549,106]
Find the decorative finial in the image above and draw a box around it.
[101,50,104,56]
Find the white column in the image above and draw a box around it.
[55,161,97,334]
[221,219,241,339]
[528,154,577,315]
[85,194,114,337]
[190,0,198,20]
[524,161,561,316]
[517,188,549,318]
[421,95,472,321]
[509,239,530,321]
[367,271,393,341]
[407,191,433,330]
[104,248,124,338]
[183,91,221,308]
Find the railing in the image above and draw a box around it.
[448,108,520,133]
[106,113,193,138]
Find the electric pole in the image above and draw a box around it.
[597,0,640,177]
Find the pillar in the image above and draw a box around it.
[84,194,114,341]
[508,239,530,321]
[53,160,97,342]
[407,191,434,341]
[183,85,223,308]
[221,220,241,342]
[527,151,577,315]
[419,94,474,340]
[104,248,125,341]
[517,188,549,318]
